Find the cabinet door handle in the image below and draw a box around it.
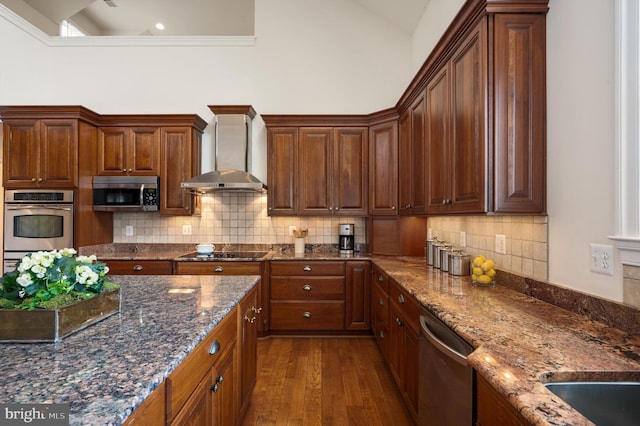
[251,306,262,313]
[244,314,256,323]
[378,275,384,282]
[214,266,224,273]
[396,317,403,327]
[379,330,385,339]
[31,178,37,182]
[398,294,405,303]
[391,206,396,210]
[216,375,224,384]
[38,178,43,182]
[378,298,384,305]
[133,264,143,271]
[209,340,220,355]
[335,206,340,211]
[405,204,412,209]
[302,284,312,291]
[122,169,127,173]
[303,265,312,272]
[210,383,219,393]
[303,311,312,318]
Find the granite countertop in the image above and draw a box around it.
[0,274,260,426]
[372,256,640,426]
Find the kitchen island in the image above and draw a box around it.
[0,274,260,426]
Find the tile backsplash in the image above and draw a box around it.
[113,193,548,281]
[427,215,549,282]
[113,192,367,248]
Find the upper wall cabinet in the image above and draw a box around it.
[97,127,161,176]
[399,94,426,215]
[400,0,548,215]
[368,111,399,216]
[263,116,369,217]
[426,21,487,214]
[0,106,101,188]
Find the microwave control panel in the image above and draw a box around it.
[142,188,158,210]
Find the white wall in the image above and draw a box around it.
[546,0,619,300]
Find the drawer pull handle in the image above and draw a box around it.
[211,383,219,393]
[379,330,385,339]
[209,340,221,355]
[396,317,403,327]
[378,298,384,305]
[216,375,224,384]
[398,294,405,303]
[302,284,312,291]
[244,315,256,323]
[378,276,384,282]
[251,306,262,313]
[303,265,312,271]
[133,264,143,271]
[214,266,224,273]
[303,311,312,319]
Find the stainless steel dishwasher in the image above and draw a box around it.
[419,308,474,426]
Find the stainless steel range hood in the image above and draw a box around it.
[181,105,267,192]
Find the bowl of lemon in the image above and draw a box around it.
[471,255,496,286]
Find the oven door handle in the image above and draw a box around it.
[6,205,73,211]
[420,315,469,366]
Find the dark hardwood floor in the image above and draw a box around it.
[242,336,414,426]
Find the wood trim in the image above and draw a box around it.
[208,105,256,118]
[262,114,371,127]
[0,105,101,126]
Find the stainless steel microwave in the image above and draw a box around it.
[93,176,159,212]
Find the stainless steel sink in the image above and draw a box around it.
[544,381,640,426]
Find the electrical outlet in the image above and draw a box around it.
[460,231,466,247]
[495,234,506,254]
[125,225,134,237]
[289,225,296,235]
[590,243,614,276]
[182,224,192,235]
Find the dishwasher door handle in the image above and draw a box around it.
[420,315,469,366]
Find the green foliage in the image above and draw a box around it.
[0,249,112,311]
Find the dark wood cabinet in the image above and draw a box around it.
[264,117,368,216]
[2,118,79,188]
[105,260,173,275]
[266,127,298,215]
[345,261,370,330]
[476,374,529,426]
[239,286,258,419]
[493,13,546,213]
[97,127,160,176]
[160,126,202,215]
[399,94,426,215]
[371,265,390,361]
[388,278,420,423]
[368,116,399,216]
[426,21,487,214]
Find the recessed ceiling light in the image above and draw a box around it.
[155,23,165,30]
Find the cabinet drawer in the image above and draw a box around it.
[372,265,390,293]
[166,306,237,421]
[106,260,173,275]
[270,261,345,276]
[270,301,344,330]
[175,261,261,275]
[271,276,344,300]
[389,279,420,330]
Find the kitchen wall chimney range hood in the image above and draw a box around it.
[181,105,267,193]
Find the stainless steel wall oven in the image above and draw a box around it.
[3,189,74,271]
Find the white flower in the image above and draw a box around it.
[16,273,33,287]
[76,255,97,264]
[60,248,77,257]
[31,264,47,279]
[76,265,99,285]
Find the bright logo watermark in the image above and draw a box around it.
[0,404,69,425]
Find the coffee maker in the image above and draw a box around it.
[338,223,355,255]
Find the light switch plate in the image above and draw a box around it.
[125,225,134,237]
[590,243,614,275]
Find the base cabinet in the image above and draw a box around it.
[476,374,529,426]
[388,278,420,423]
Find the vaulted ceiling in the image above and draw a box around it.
[0,0,430,37]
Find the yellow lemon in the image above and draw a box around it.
[472,267,483,276]
[481,260,495,272]
[473,255,486,267]
[487,268,497,278]
[477,274,493,285]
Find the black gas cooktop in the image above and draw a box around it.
[179,251,269,260]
